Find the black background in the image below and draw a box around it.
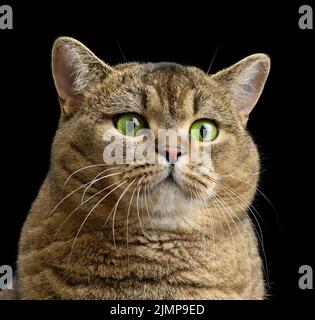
[0,1,314,301]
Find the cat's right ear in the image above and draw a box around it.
[211,54,270,126]
[52,37,113,115]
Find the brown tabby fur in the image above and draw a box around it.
[0,37,270,299]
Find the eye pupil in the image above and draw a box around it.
[126,120,137,133]
[200,125,208,138]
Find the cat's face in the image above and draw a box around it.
[51,37,270,227]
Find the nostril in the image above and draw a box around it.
[165,151,170,162]
[165,149,182,164]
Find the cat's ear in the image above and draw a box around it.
[211,54,270,126]
[52,37,113,115]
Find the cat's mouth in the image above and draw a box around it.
[155,167,183,191]
[163,170,179,186]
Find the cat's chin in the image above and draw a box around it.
[144,177,196,215]
[160,174,181,189]
[149,172,188,197]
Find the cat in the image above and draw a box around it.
[0,37,270,300]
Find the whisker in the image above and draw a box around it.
[81,169,121,203]
[206,43,219,74]
[193,188,215,264]
[216,179,265,241]
[210,194,237,270]
[213,180,269,285]
[144,182,156,234]
[49,180,93,216]
[223,173,280,228]
[67,180,128,266]
[136,183,148,243]
[126,186,137,273]
[211,192,254,287]
[208,175,266,248]
[63,163,108,187]
[116,39,127,63]
[147,184,154,205]
[223,179,265,225]
[49,179,124,248]
[212,179,265,248]
[111,179,137,250]
[50,165,116,216]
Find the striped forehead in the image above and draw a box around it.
[143,63,196,125]
[102,62,231,127]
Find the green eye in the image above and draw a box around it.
[115,113,147,136]
[190,119,219,142]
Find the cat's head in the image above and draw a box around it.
[51,37,270,228]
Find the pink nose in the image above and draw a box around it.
[161,146,182,164]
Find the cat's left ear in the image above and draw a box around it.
[52,37,113,115]
[211,54,270,126]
